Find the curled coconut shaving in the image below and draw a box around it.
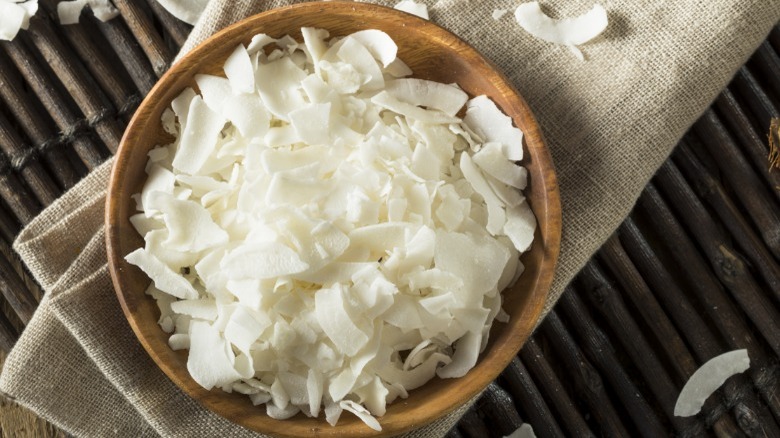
[674,349,750,417]
[154,0,208,25]
[0,0,37,41]
[394,0,429,20]
[127,27,535,431]
[57,0,119,24]
[514,2,608,60]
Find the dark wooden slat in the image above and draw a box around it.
[0,51,80,189]
[599,235,743,437]
[0,250,37,325]
[0,110,60,206]
[673,140,780,298]
[654,161,780,353]
[94,16,158,96]
[1,38,107,170]
[713,91,780,202]
[634,189,780,423]
[770,26,780,55]
[0,202,20,243]
[144,0,191,50]
[500,357,566,438]
[24,17,125,153]
[518,339,595,437]
[692,111,780,259]
[750,42,780,106]
[574,265,709,435]
[111,0,173,76]
[445,427,465,438]
[731,67,780,126]
[539,311,632,437]
[456,406,491,438]
[0,306,19,353]
[478,383,524,437]
[38,0,139,113]
[557,286,675,437]
[0,169,40,225]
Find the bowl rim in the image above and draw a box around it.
[106,2,561,436]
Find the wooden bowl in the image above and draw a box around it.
[106,2,561,437]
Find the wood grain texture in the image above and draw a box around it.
[105,2,561,437]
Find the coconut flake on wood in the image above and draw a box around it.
[674,349,751,417]
[514,2,608,60]
[394,0,429,20]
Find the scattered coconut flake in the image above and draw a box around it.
[492,9,508,20]
[128,27,536,431]
[674,349,750,417]
[0,0,37,41]
[505,423,537,438]
[87,0,118,21]
[57,0,86,25]
[224,44,255,95]
[154,0,208,25]
[514,2,608,60]
[57,0,118,24]
[464,95,524,161]
[394,0,429,20]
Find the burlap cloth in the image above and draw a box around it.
[1,0,778,436]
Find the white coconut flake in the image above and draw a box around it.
[224,44,255,94]
[674,349,751,417]
[88,0,119,22]
[130,27,536,431]
[464,95,524,161]
[57,0,118,24]
[394,0,429,20]
[57,0,87,25]
[0,1,35,41]
[154,0,208,25]
[514,2,608,59]
[386,78,468,117]
[505,423,537,438]
[492,9,508,20]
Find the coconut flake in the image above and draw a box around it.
[87,0,118,21]
[505,423,537,438]
[492,9,508,20]
[514,2,608,58]
[464,95,524,161]
[385,78,468,117]
[394,0,429,20]
[57,0,118,24]
[224,44,255,94]
[674,349,751,417]
[504,201,536,252]
[187,321,243,390]
[0,1,35,41]
[125,248,198,299]
[57,0,87,25]
[131,27,536,430]
[340,400,381,431]
[154,0,208,25]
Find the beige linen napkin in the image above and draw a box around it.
[2,0,778,436]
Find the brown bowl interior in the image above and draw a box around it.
[106,2,561,437]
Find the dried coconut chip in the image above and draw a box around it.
[492,9,508,20]
[154,0,207,25]
[394,0,429,20]
[505,423,537,438]
[0,0,37,41]
[126,27,536,431]
[674,349,750,417]
[57,0,118,24]
[514,2,607,60]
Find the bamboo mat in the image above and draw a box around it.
[0,3,778,437]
